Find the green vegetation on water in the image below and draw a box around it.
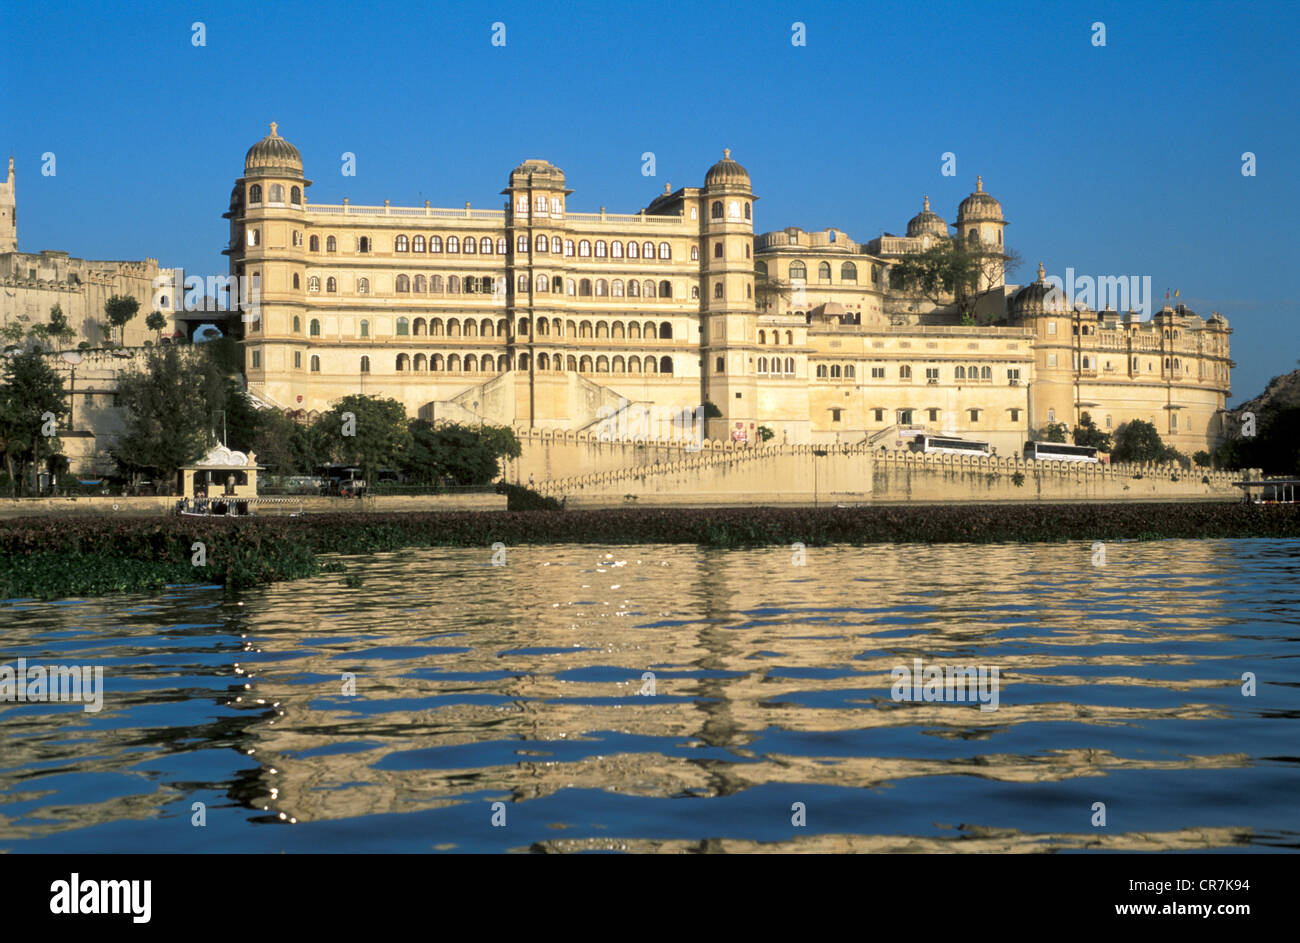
[1,502,1296,600]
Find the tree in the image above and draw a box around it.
[1111,419,1171,464]
[0,348,68,495]
[401,421,521,486]
[315,395,411,484]
[1072,412,1112,452]
[757,424,775,443]
[48,304,74,351]
[104,295,140,345]
[145,310,168,344]
[112,345,215,489]
[893,239,1021,320]
[1040,422,1068,443]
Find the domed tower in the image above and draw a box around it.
[701,148,758,442]
[228,122,310,345]
[906,195,948,244]
[955,176,1007,292]
[1012,262,1074,436]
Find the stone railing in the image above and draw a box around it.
[535,443,872,495]
[306,203,506,220]
[563,211,684,225]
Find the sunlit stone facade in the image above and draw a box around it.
[228,125,1231,455]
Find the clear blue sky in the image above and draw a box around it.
[2,0,1295,402]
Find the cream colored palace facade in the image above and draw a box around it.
[229,125,1232,456]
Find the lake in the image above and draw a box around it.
[2,539,1298,852]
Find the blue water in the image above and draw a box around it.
[2,539,1298,852]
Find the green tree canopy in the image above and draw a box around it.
[1040,421,1068,443]
[0,348,69,494]
[145,311,168,342]
[112,345,215,487]
[104,295,140,344]
[1072,412,1113,451]
[1111,419,1179,464]
[315,395,411,482]
[402,421,521,486]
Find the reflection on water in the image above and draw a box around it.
[2,540,1299,853]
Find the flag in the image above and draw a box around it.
[1165,289,1170,300]
[1174,289,1179,298]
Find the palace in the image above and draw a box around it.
[227,124,1231,455]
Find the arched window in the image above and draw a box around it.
[759,356,768,373]
[580,355,593,372]
[643,241,654,259]
[464,235,477,254]
[627,241,639,259]
[361,355,370,373]
[414,274,426,292]
[659,356,673,374]
[968,230,978,244]
[413,318,427,336]
[841,262,857,282]
[628,279,640,297]
[660,280,672,298]
[595,240,607,258]
[612,279,624,297]
[517,274,529,292]
[396,353,409,371]
[292,273,300,289]
[290,186,301,205]
[579,240,591,257]
[396,317,409,336]
[596,356,609,373]
[248,184,262,203]
[579,278,592,297]
[448,275,461,293]
[396,235,410,252]
[429,235,443,253]
[789,261,807,280]
[714,283,724,299]
[413,353,426,371]
[611,240,623,258]
[496,237,507,254]
[359,236,371,253]
[644,280,656,299]
[564,239,575,256]
[358,277,370,294]
[846,365,855,378]
[629,322,641,339]
[955,366,966,379]
[711,201,723,219]
[430,274,443,292]
[464,318,477,337]
[819,261,832,281]
[448,354,461,371]
[412,235,425,252]
[817,364,828,378]
[691,246,700,261]
[900,365,912,379]
[831,365,841,378]
[981,366,991,380]
[310,355,320,372]
[745,202,751,219]
[537,274,549,292]
[759,330,767,344]
[326,277,337,292]
[309,235,320,252]
[660,321,673,340]
[692,286,700,299]
[293,315,301,332]
[644,321,657,339]
[595,279,608,296]
[391,274,409,293]
[658,242,671,259]
[447,318,461,336]
[565,278,576,295]
[269,184,284,203]
[517,235,528,252]
[714,242,724,259]
[360,320,369,338]
[551,236,562,254]
[326,235,337,252]
[308,276,320,292]
[785,357,794,373]
[447,236,459,253]
[536,234,547,252]
[612,321,625,339]
[538,352,550,369]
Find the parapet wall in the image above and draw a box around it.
[509,426,750,482]
[871,450,1247,502]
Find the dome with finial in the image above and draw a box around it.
[1010,261,1065,316]
[705,148,750,189]
[957,175,1003,222]
[906,195,948,238]
[507,159,566,188]
[244,122,302,178]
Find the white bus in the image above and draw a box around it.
[909,434,991,456]
[1023,441,1099,463]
